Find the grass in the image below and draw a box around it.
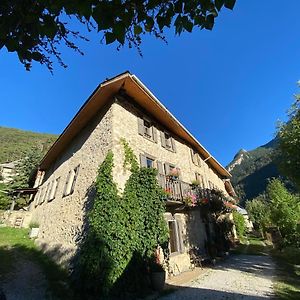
[232,234,300,300]
[271,247,300,300]
[0,227,73,299]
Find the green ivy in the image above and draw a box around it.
[79,141,169,297]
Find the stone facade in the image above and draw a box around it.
[30,94,232,272]
[30,103,113,265]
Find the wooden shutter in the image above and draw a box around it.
[153,127,158,143]
[160,131,166,148]
[171,137,177,152]
[175,215,185,253]
[70,165,80,194]
[157,161,164,175]
[138,117,144,136]
[140,154,147,167]
[164,163,170,175]
[64,170,72,196]
[190,149,196,164]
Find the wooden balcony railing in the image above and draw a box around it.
[158,174,214,203]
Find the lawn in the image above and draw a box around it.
[0,227,73,299]
[232,234,300,300]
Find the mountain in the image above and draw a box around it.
[0,126,58,164]
[226,139,280,204]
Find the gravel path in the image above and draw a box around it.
[161,255,275,300]
[0,253,50,300]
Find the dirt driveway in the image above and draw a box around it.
[160,255,275,300]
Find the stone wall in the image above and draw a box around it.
[111,98,227,194]
[30,102,114,266]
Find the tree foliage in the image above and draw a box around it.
[0,126,57,164]
[267,179,300,246]
[277,96,300,190]
[247,179,300,247]
[232,210,246,238]
[10,147,43,190]
[0,0,236,72]
[246,195,271,232]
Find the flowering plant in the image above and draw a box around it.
[183,192,197,207]
[164,188,172,198]
[200,198,209,205]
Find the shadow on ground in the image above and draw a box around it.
[0,244,73,300]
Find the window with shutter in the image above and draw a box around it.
[140,153,155,168]
[137,116,157,142]
[161,132,176,152]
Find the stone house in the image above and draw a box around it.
[29,72,236,275]
[0,161,17,183]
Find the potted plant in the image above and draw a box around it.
[167,168,180,180]
[163,188,172,199]
[149,248,166,291]
[183,192,197,207]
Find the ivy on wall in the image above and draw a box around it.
[78,140,168,297]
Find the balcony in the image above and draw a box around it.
[157,174,213,206]
[158,174,222,209]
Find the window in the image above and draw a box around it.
[63,165,80,196]
[161,131,176,152]
[138,117,157,142]
[146,157,154,168]
[140,153,155,168]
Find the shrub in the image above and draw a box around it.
[233,211,246,238]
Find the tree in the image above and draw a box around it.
[10,147,43,190]
[277,96,300,190]
[267,179,300,246]
[0,0,236,72]
[232,210,246,238]
[246,195,271,232]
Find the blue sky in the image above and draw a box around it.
[0,0,299,166]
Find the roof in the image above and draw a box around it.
[39,72,231,178]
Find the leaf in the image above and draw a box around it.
[215,0,225,11]
[31,52,43,62]
[134,25,143,35]
[105,32,116,44]
[224,0,236,10]
[204,14,215,30]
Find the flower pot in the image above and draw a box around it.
[150,271,166,291]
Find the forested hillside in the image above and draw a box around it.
[0,127,58,164]
[226,139,281,204]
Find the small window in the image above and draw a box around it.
[138,117,157,142]
[146,157,154,168]
[143,120,152,138]
[140,153,155,168]
[161,132,176,152]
